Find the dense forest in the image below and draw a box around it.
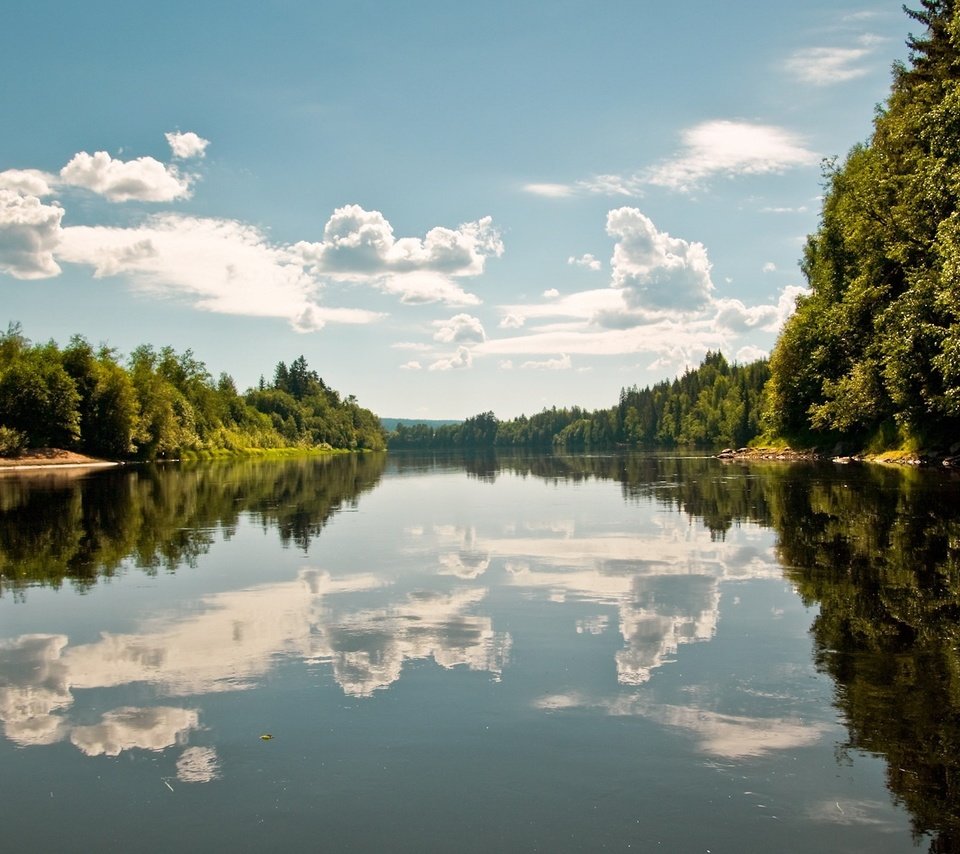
[0,324,385,459]
[388,352,769,450]
[763,0,960,451]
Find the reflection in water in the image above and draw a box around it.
[0,569,511,757]
[1,451,958,847]
[0,454,387,594]
[415,513,779,685]
[769,464,960,852]
[534,692,829,759]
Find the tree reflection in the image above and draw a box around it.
[770,465,960,852]
[0,454,386,595]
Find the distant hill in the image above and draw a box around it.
[380,417,461,432]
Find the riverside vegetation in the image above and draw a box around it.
[0,325,385,459]
[3,4,959,461]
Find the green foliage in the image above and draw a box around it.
[0,327,385,459]
[766,3,960,448]
[0,425,26,456]
[388,352,770,451]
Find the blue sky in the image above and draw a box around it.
[1,1,912,419]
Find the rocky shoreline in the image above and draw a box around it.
[716,446,960,468]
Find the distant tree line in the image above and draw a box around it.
[0,324,385,458]
[388,352,770,450]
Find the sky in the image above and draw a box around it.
[0,1,914,419]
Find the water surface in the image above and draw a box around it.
[1,453,958,852]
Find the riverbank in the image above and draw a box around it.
[717,446,960,468]
[0,448,118,470]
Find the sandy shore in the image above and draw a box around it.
[0,448,118,470]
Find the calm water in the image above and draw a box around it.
[1,453,958,852]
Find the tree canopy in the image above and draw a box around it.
[0,324,385,459]
[763,2,960,450]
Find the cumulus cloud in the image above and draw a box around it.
[520,354,572,370]
[568,253,602,271]
[607,207,713,313]
[542,288,560,298]
[60,150,193,202]
[165,131,210,159]
[294,206,502,278]
[499,313,525,329]
[0,189,64,279]
[433,313,486,344]
[399,360,422,370]
[646,121,818,191]
[57,214,382,330]
[290,206,501,306]
[762,262,776,273]
[0,169,54,197]
[428,346,473,371]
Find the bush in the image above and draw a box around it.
[0,425,27,456]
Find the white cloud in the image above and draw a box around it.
[392,341,433,351]
[0,189,64,279]
[499,359,514,370]
[646,121,818,191]
[379,270,481,306]
[60,150,193,202]
[433,313,486,344]
[165,131,210,159]
[399,360,422,370]
[542,288,560,298]
[568,253,602,271]
[294,206,502,278]
[0,169,55,197]
[428,346,473,371]
[576,174,644,197]
[520,354,572,371]
[785,38,877,86]
[761,205,808,213]
[762,262,777,273]
[607,207,713,313]
[57,214,382,330]
[736,344,768,363]
[523,182,575,198]
[499,313,526,329]
[291,206,501,306]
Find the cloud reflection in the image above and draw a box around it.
[421,516,779,684]
[0,568,511,758]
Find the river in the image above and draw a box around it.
[1,452,957,852]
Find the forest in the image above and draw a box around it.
[388,352,769,450]
[0,324,386,459]
[763,0,960,451]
